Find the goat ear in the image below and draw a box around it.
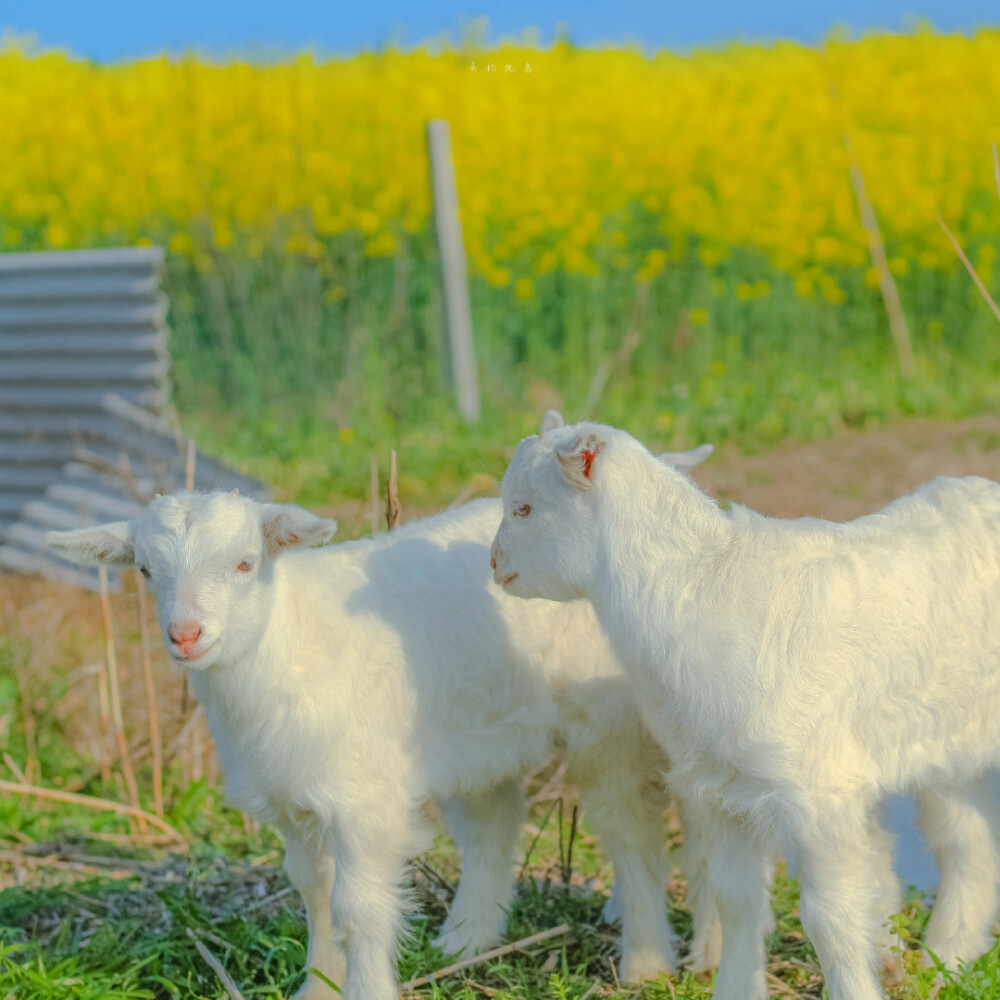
[46,522,135,566]
[261,504,338,554]
[539,409,565,436]
[556,431,606,490]
[658,442,714,470]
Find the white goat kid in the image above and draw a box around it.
[492,421,1000,1000]
[47,434,715,1000]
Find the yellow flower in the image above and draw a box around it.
[636,248,668,282]
[535,250,560,275]
[514,276,534,300]
[357,210,381,235]
[819,274,846,305]
[815,237,840,263]
[45,222,68,247]
[169,232,195,255]
[0,33,996,288]
[364,232,397,257]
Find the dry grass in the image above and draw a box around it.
[0,572,208,839]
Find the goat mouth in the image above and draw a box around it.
[172,641,216,664]
[499,572,519,587]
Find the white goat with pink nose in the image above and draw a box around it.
[47,418,721,1000]
[492,419,1000,1000]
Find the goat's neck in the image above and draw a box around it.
[589,454,730,685]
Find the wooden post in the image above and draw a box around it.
[844,133,915,378]
[427,119,481,422]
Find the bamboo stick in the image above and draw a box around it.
[386,450,401,531]
[844,133,915,377]
[938,215,1000,327]
[94,642,112,784]
[2,752,28,785]
[399,924,571,991]
[0,778,185,841]
[98,564,144,829]
[137,574,163,817]
[584,280,649,417]
[369,455,379,537]
[186,929,246,1000]
[14,666,37,784]
[191,716,204,782]
[185,437,196,491]
[181,441,196,717]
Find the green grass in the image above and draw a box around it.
[4,664,1000,999]
[158,224,1000,507]
[5,822,1000,1000]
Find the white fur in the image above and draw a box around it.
[48,450,716,1000]
[493,421,1000,1000]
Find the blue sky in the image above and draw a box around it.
[1,0,998,61]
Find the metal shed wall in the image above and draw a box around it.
[0,246,171,530]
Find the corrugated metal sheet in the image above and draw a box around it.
[0,247,171,526]
[0,246,267,590]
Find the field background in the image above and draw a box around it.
[3,26,1000,1000]
[3,30,1000,504]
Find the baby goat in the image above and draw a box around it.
[48,432,716,1000]
[493,420,1000,1000]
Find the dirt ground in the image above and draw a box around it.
[693,413,1000,521]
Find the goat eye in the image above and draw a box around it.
[513,502,532,517]
[236,560,255,573]
[139,566,152,580]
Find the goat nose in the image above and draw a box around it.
[490,538,499,571]
[168,621,202,646]
[491,555,497,570]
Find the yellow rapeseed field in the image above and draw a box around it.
[1,31,999,297]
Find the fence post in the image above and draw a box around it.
[427,119,480,422]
